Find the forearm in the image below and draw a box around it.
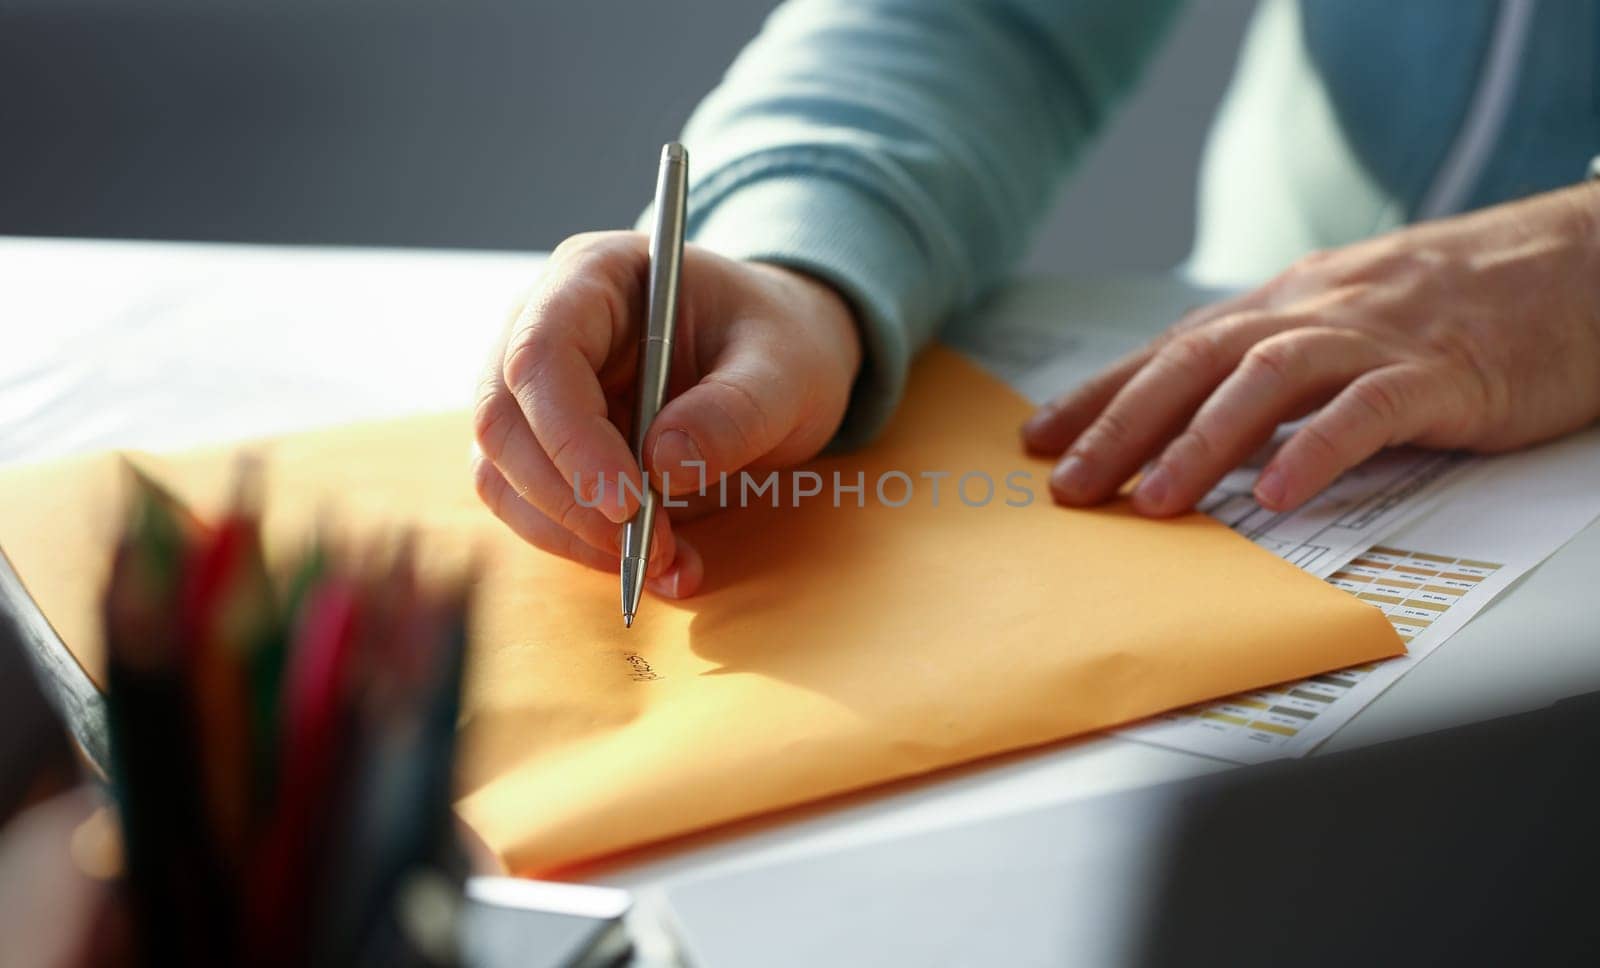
[670,0,1185,444]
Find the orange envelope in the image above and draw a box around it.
[0,348,1402,873]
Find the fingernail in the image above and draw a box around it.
[651,429,703,479]
[1134,464,1170,511]
[1051,455,1092,502]
[651,537,700,599]
[1254,467,1286,508]
[646,541,673,577]
[648,564,683,599]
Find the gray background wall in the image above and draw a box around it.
[0,0,1254,272]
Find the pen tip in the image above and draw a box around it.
[623,613,634,629]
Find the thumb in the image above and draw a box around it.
[644,339,809,494]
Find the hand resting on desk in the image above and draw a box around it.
[1023,181,1600,517]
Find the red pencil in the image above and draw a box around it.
[251,576,360,960]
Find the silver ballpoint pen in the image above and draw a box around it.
[621,142,688,628]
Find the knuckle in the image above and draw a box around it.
[472,386,518,459]
[543,425,584,474]
[1297,421,1346,464]
[549,231,609,263]
[535,269,601,316]
[470,452,501,502]
[550,233,644,288]
[1361,238,1428,280]
[1161,330,1224,376]
[558,250,624,293]
[704,377,770,460]
[535,269,634,361]
[553,490,590,536]
[1293,248,1334,275]
[1173,425,1220,463]
[1082,408,1136,454]
[1428,328,1503,421]
[501,332,550,396]
[1349,375,1405,424]
[1207,309,1280,343]
[1449,366,1499,440]
[1241,338,1300,385]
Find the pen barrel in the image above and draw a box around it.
[629,337,674,460]
[629,144,688,462]
[622,144,686,621]
[621,490,657,563]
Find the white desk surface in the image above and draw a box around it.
[3,235,1596,905]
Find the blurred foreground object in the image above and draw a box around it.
[102,466,472,967]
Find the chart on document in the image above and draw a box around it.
[1126,426,1600,764]
[1126,545,1501,761]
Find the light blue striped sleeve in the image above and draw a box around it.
[667,0,1186,446]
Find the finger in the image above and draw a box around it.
[645,335,810,493]
[1020,290,1268,456]
[1254,366,1438,510]
[472,450,680,578]
[646,535,704,600]
[1132,328,1389,515]
[473,381,677,569]
[1021,347,1153,455]
[504,238,648,525]
[1050,311,1298,506]
[471,451,617,571]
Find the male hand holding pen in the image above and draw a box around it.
[471,146,864,608]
